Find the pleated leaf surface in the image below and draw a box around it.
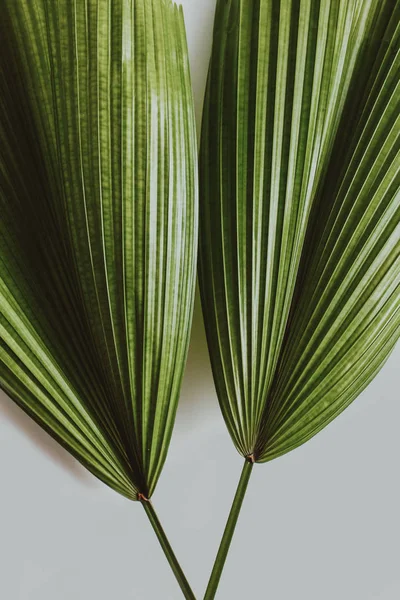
[0,0,198,499]
[199,0,399,460]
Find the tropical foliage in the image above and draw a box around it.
[199,1,399,596]
[199,0,400,465]
[0,0,198,502]
[1,0,399,598]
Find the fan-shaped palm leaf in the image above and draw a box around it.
[199,0,399,596]
[0,1,197,597]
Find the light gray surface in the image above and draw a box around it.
[1,1,399,598]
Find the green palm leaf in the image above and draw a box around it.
[0,0,198,503]
[200,1,399,595]
[200,0,399,464]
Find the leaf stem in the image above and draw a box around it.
[203,458,254,599]
[140,498,197,600]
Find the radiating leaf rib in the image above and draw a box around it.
[257,9,400,459]
[0,0,197,500]
[199,0,399,462]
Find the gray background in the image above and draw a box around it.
[1,1,399,598]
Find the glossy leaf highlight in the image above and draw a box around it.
[199,0,400,462]
[0,0,198,500]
